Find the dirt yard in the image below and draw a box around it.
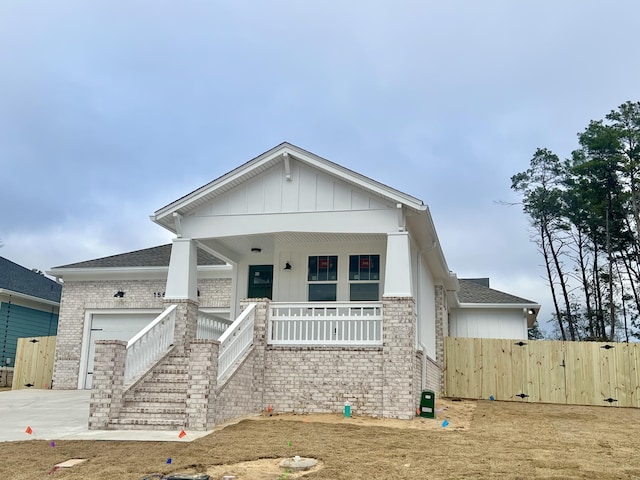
[2,398,640,479]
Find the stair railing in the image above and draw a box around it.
[124,304,177,385]
[217,303,256,381]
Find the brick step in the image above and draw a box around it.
[122,399,186,409]
[108,418,186,430]
[150,366,189,374]
[119,406,187,416]
[145,372,189,382]
[124,394,187,404]
[132,384,188,394]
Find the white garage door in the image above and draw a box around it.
[84,312,159,389]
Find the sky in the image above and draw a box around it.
[1,1,639,334]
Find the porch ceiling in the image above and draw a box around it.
[198,232,386,261]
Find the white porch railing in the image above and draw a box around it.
[197,311,232,340]
[217,303,256,381]
[124,304,177,385]
[268,302,383,346]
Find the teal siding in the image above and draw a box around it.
[0,302,58,367]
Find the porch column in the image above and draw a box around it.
[165,238,198,301]
[382,297,416,419]
[384,231,412,297]
[165,238,199,351]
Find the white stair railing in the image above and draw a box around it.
[217,303,256,381]
[269,302,383,346]
[197,311,232,340]
[124,304,177,385]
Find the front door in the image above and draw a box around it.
[248,265,273,299]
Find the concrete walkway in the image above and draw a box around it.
[0,389,212,442]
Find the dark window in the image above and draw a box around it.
[349,255,380,301]
[308,255,338,301]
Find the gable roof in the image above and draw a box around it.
[458,278,536,305]
[52,244,225,269]
[151,142,428,232]
[0,257,62,303]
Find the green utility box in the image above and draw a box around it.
[419,390,436,419]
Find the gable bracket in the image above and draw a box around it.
[283,152,291,181]
[173,212,183,238]
[397,204,406,231]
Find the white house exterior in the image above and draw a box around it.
[48,143,539,430]
[451,278,539,340]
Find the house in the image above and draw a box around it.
[0,257,61,387]
[452,278,539,340]
[48,142,539,430]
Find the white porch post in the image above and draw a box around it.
[165,238,198,301]
[383,231,412,297]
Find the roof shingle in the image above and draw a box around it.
[53,244,225,269]
[0,257,62,303]
[458,278,535,304]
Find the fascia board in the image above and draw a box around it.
[284,144,427,211]
[47,265,233,281]
[457,303,541,309]
[151,143,428,229]
[152,144,290,224]
[0,288,60,308]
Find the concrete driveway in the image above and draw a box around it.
[0,389,211,442]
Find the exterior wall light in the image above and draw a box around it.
[251,247,262,253]
[114,291,125,298]
[284,262,292,271]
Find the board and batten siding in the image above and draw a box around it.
[0,302,59,367]
[194,159,396,217]
[449,308,527,340]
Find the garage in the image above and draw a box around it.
[83,311,160,389]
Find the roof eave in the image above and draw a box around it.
[0,288,60,307]
[149,142,429,231]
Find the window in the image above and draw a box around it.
[308,255,338,301]
[349,255,380,301]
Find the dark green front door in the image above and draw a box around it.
[248,265,273,299]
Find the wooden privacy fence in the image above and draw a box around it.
[11,336,56,390]
[445,337,640,408]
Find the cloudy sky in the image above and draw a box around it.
[1,1,639,333]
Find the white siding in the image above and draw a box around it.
[192,158,396,217]
[449,308,527,340]
[416,254,436,357]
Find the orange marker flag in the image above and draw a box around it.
[25,426,33,435]
[178,429,187,438]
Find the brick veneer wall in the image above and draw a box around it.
[0,367,13,388]
[425,355,441,394]
[53,278,231,390]
[434,284,447,394]
[186,339,219,430]
[214,349,261,425]
[263,346,384,416]
[414,349,423,409]
[88,340,126,429]
[382,296,416,419]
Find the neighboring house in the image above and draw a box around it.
[451,278,539,340]
[48,142,539,430]
[0,257,61,387]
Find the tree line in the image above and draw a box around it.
[512,101,640,342]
